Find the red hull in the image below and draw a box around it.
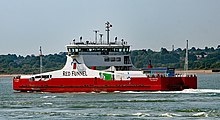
[13,77,197,92]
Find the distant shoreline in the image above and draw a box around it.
[176,69,219,74]
[0,74,22,78]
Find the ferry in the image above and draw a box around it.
[13,22,197,92]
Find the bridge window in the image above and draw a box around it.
[104,57,110,62]
[110,57,115,62]
[104,57,121,62]
[116,57,121,62]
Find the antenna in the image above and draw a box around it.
[105,21,112,44]
[93,30,99,43]
[121,39,124,45]
[172,45,174,51]
[39,46,43,74]
[80,36,82,42]
[184,40,188,74]
[115,37,117,43]
[99,33,103,44]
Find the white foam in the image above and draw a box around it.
[182,89,220,93]
[106,113,120,116]
[113,91,120,93]
[144,89,220,94]
[100,91,108,94]
[160,113,181,117]
[121,91,145,94]
[132,112,150,117]
[43,102,53,105]
[192,112,208,117]
[198,89,220,93]
[41,96,56,99]
[160,113,172,117]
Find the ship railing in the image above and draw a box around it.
[175,73,197,77]
[145,73,169,78]
[79,52,129,55]
[71,41,128,46]
[14,75,21,79]
[29,75,52,81]
[144,73,197,78]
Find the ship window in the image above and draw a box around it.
[35,76,41,78]
[110,57,115,62]
[96,48,101,52]
[42,75,49,78]
[101,48,108,52]
[81,48,88,52]
[104,57,110,62]
[34,75,52,79]
[116,57,121,62]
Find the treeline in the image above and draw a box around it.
[0,54,66,74]
[0,46,220,74]
[131,47,220,70]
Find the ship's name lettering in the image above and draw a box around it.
[149,78,158,81]
[63,71,87,76]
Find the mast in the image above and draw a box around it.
[105,21,112,44]
[99,33,103,44]
[93,30,99,43]
[39,46,43,74]
[184,40,188,74]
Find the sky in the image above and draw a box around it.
[0,0,220,55]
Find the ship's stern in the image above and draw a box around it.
[182,76,197,89]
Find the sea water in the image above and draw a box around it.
[0,74,220,120]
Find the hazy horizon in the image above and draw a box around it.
[0,0,219,56]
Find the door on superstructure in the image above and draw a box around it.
[124,56,130,64]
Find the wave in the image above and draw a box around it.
[42,103,53,105]
[100,112,150,117]
[120,91,145,94]
[30,89,220,95]
[157,89,220,94]
[192,112,209,117]
[96,112,215,118]
[40,96,56,99]
[160,113,181,117]
[118,89,220,94]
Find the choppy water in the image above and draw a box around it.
[0,74,220,120]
